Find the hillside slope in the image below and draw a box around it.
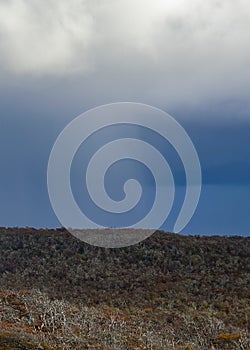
[0,228,249,349]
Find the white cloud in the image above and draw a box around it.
[0,0,94,74]
[0,0,249,108]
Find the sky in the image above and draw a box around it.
[0,0,250,236]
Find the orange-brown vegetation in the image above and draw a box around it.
[0,228,249,349]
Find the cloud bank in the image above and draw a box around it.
[0,0,249,108]
[0,0,249,73]
[0,1,250,233]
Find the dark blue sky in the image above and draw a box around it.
[0,1,249,235]
[1,83,249,235]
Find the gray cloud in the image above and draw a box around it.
[0,0,249,110]
[0,0,94,74]
[0,1,250,233]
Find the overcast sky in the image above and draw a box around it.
[0,0,250,235]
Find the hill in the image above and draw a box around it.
[0,228,249,349]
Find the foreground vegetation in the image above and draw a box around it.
[0,228,249,349]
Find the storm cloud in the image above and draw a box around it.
[0,0,249,109]
[0,1,250,234]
